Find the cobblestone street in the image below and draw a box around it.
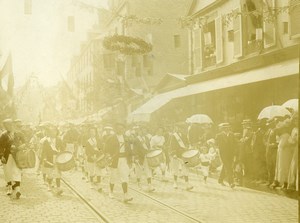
[0,165,298,223]
[0,168,103,223]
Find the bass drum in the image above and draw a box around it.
[15,149,36,169]
[181,149,200,167]
[55,151,75,172]
[146,149,164,168]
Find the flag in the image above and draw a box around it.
[0,53,14,96]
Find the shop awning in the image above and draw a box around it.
[128,59,298,123]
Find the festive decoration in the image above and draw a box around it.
[118,14,163,27]
[179,3,300,29]
[103,35,152,55]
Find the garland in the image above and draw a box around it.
[179,3,300,29]
[118,15,163,26]
[103,35,152,55]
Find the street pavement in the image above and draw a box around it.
[0,167,103,223]
[64,167,298,223]
[0,165,297,223]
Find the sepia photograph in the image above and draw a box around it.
[0,0,298,222]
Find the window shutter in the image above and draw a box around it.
[263,0,276,48]
[290,0,300,38]
[215,16,223,64]
[193,28,202,71]
[233,8,243,58]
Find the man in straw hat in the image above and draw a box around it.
[215,123,236,188]
[0,119,23,198]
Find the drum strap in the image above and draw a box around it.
[88,138,97,148]
[173,133,186,149]
[137,136,149,151]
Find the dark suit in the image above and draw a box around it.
[216,131,236,184]
[168,133,187,157]
[132,136,149,164]
[105,134,132,168]
[41,137,63,168]
[0,131,25,162]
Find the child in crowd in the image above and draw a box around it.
[200,145,215,183]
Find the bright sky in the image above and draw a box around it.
[0,0,108,88]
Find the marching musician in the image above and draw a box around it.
[132,126,155,192]
[0,119,25,199]
[168,124,193,191]
[150,127,167,182]
[40,124,64,194]
[85,126,104,192]
[105,122,133,202]
[78,123,90,181]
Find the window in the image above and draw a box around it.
[68,16,75,32]
[24,0,32,15]
[241,0,264,54]
[283,22,289,34]
[203,20,216,67]
[135,63,141,77]
[174,35,181,48]
[263,0,276,48]
[132,55,139,67]
[143,54,152,67]
[117,61,125,76]
[228,30,234,42]
[103,54,115,69]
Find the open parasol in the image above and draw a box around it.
[186,114,213,124]
[258,105,291,120]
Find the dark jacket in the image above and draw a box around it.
[41,137,63,168]
[0,131,25,161]
[168,132,187,157]
[132,136,149,164]
[85,137,102,162]
[215,131,236,162]
[105,134,132,168]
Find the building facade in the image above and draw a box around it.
[66,0,191,121]
[129,0,299,129]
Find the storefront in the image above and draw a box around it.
[128,59,298,130]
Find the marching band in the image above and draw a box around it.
[0,113,298,202]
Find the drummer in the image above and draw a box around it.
[85,126,104,192]
[132,126,155,192]
[105,122,133,202]
[40,124,64,194]
[169,124,193,190]
[0,119,24,199]
[150,127,168,182]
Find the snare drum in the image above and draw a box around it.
[181,150,200,167]
[146,150,164,168]
[16,149,36,169]
[96,154,106,169]
[55,151,75,171]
